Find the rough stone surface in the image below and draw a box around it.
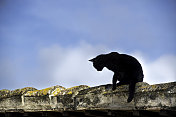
[0,82,176,114]
[0,87,37,98]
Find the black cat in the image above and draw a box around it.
[89,52,144,102]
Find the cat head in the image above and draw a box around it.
[89,52,119,71]
[89,54,105,71]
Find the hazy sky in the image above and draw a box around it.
[0,0,176,90]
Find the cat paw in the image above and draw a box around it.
[112,87,116,91]
[127,97,133,103]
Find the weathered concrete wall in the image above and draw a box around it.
[0,82,176,114]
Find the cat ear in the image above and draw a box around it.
[89,58,94,62]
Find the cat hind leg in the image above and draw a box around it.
[127,81,136,103]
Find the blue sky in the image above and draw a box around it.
[0,0,176,90]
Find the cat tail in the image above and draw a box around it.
[127,81,136,103]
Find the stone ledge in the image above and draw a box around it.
[0,82,176,114]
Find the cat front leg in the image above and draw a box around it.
[112,73,118,90]
[112,73,127,90]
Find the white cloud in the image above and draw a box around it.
[37,42,176,88]
[1,42,175,90]
[132,51,176,84]
[142,55,176,84]
[38,43,113,88]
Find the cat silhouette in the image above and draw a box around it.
[89,52,144,102]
